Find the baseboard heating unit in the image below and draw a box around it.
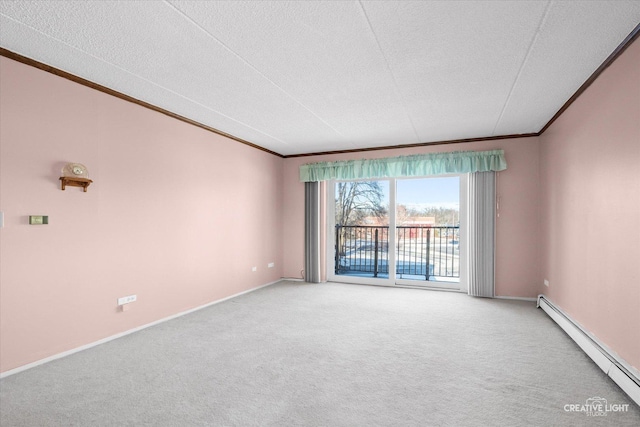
[537,295,640,406]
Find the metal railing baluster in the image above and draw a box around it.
[334,225,459,281]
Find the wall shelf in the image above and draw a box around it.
[59,177,93,192]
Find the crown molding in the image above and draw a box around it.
[282,133,539,158]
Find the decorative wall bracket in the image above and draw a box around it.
[59,176,92,192]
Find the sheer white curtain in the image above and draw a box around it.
[468,172,496,297]
[304,182,321,283]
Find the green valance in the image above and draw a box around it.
[299,149,507,182]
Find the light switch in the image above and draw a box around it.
[29,215,48,225]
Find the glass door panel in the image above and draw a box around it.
[395,177,460,286]
[334,180,389,280]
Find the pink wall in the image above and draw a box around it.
[0,57,284,373]
[3,35,636,377]
[282,138,541,298]
[539,40,640,372]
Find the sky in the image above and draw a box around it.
[396,177,459,209]
[372,177,460,210]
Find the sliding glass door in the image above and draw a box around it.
[328,176,466,290]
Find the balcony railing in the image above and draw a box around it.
[335,225,460,281]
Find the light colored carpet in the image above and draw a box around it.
[1,281,638,426]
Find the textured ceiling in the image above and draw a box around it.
[1,1,639,156]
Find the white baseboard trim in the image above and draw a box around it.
[495,296,537,302]
[0,279,285,379]
[537,294,640,406]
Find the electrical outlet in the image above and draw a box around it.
[544,279,549,287]
[268,262,275,268]
[118,295,137,305]
[252,266,257,272]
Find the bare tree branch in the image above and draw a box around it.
[335,181,386,226]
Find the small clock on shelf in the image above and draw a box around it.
[60,163,93,192]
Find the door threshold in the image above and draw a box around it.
[394,282,464,293]
[329,279,464,293]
